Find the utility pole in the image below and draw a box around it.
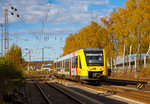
[129,45,132,72]
[111,57,113,72]
[28,49,31,71]
[29,50,31,63]
[123,44,125,71]
[42,48,44,62]
[4,9,9,55]
[144,45,150,68]
[139,25,142,71]
[1,24,3,57]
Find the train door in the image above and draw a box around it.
[62,60,64,76]
[69,58,72,79]
[75,56,79,81]
[78,56,83,81]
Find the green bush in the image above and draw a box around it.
[0,58,23,93]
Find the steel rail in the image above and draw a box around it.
[34,81,52,104]
[57,78,150,103]
[24,84,30,104]
[46,83,85,104]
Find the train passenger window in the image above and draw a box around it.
[63,60,65,69]
[65,59,69,71]
[57,62,60,67]
[60,61,62,68]
[55,63,56,69]
[72,57,75,68]
[79,56,82,69]
[57,62,59,68]
[62,60,63,68]
[57,62,58,68]
[57,69,61,72]
[72,58,73,68]
[75,56,78,68]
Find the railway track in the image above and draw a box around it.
[34,82,52,104]
[56,78,150,103]
[46,83,85,104]
[31,76,85,104]
[95,85,150,103]
[26,74,150,103]
[105,78,150,90]
[29,75,114,104]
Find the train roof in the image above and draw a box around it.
[54,48,103,62]
[76,48,103,51]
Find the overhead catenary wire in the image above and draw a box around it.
[2,0,106,61]
[36,0,53,50]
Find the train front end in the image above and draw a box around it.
[79,48,108,81]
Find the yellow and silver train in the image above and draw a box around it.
[54,48,108,82]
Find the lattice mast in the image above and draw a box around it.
[1,24,3,57]
[4,9,9,55]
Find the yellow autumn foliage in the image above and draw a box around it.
[62,0,150,63]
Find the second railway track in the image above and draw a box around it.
[56,78,150,103]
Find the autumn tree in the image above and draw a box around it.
[62,0,150,66]
[63,21,112,57]
[5,44,26,71]
[0,44,25,94]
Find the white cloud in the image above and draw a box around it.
[57,0,109,5]
[0,0,108,25]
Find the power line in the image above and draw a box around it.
[36,0,53,49]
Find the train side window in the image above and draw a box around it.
[74,57,75,68]
[75,56,78,68]
[65,59,69,71]
[63,60,65,69]
[57,62,58,68]
[72,57,75,68]
[60,61,62,69]
[55,63,56,69]
[72,58,73,68]
[57,62,59,68]
[65,60,67,71]
[79,56,82,69]
[62,60,64,68]
[67,59,69,71]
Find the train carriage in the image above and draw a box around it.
[54,48,108,82]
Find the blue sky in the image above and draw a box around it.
[0,0,127,61]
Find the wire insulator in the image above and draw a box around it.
[11,7,14,10]
[14,8,17,11]
[11,12,14,15]
[17,14,19,17]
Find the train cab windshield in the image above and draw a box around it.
[84,51,103,66]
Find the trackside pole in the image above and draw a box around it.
[111,57,113,72]
[129,45,132,72]
[123,44,125,71]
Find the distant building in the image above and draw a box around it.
[114,53,150,66]
[41,64,53,72]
